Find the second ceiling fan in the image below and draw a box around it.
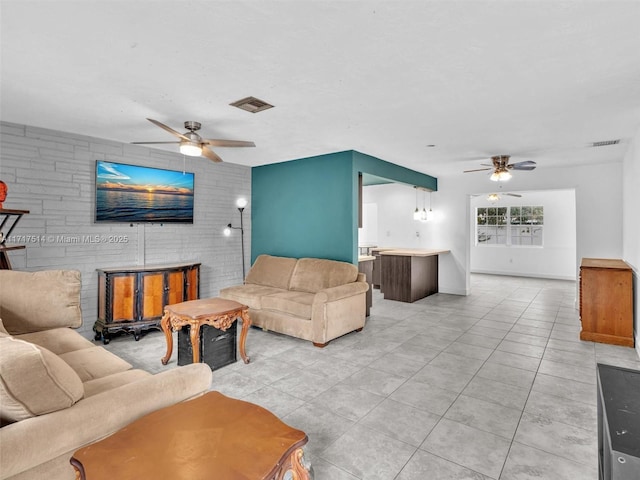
[132,118,255,163]
[464,155,536,181]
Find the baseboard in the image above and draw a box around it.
[471,269,576,281]
[438,285,470,296]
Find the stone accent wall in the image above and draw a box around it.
[0,122,251,338]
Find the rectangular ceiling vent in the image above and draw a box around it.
[230,96,274,113]
[591,139,621,147]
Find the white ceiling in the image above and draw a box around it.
[2,1,640,178]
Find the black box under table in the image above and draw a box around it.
[178,322,237,371]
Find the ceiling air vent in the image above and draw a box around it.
[230,96,274,113]
[591,139,621,147]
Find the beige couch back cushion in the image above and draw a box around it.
[290,258,358,293]
[245,255,298,289]
[0,336,84,422]
[0,270,82,334]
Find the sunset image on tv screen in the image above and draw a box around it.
[95,161,194,223]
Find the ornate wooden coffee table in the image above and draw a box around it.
[70,391,313,480]
[161,297,251,366]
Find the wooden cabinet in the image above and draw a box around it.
[579,258,633,347]
[95,263,200,343]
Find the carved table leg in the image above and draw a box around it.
[276,448,312,480]
[190,320,201,364]
[239,309,251,364]
[160,312,173,365]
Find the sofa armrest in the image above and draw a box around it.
[0,363,212,479]
[313,281,369,304]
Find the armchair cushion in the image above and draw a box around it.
[0,270,81,334]
[0,337,84,423]
[15,328,94,355]
[58,347,132,382]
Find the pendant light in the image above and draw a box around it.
[413,186,420,220]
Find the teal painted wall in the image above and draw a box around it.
[251,151,355,263]
[353,151,437,191]
[251,150,438,265]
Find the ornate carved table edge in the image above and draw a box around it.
[69,445,314,480]
[274,446,314,480]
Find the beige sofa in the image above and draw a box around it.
[0,270,212,480]
[220,254,369,347]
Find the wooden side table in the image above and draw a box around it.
[70,391,313,480]
[161,298,251,366]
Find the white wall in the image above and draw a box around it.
[361,184,442,249]
[363,161,624,297]
[0,122,251,338]
[622,125,640,358]
[469,189,577,280]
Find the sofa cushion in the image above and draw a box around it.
[289,257,358,293]
[0,336,84,422]
[16,327,94,355]
[58,347,132,382]
[261,291,315,319]
[245,254,298,289]
[220,284,287,310]
[0,269,82,334]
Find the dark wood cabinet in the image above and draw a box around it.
[381,252,439,303]
[358,256,374,316]
[579,258,633,347]
[95,262,200,343]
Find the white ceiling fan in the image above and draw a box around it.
[464,155,536,181]
[132,118,255,163]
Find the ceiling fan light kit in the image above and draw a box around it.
[490,169,512,182]
[179,142,202,156]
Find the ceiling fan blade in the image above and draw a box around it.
[202,139,256,148]
[463,167,493,173]
[146,118,191,142]
[509,160,537,171]
[201,146,223,163]
[505,193,522,197]
[131,141,181,145]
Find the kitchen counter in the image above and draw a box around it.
[379,248,450,257]
[379,248,449,302]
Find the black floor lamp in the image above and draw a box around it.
[224,198,247,280]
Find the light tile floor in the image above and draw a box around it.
[104,274,640,480]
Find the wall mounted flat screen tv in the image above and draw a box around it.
[95,161,194,223]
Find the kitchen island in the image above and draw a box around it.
[380,249,449,302]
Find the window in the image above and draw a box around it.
[476,205,543,246]
[476,207,507,244]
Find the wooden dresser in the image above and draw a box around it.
[579,258,633,347]
[95,262,200,343]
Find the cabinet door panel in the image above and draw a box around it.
[141,272,164,320]
[186,266,199,300]
[111,275,135,322]
[167,270,185,305]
